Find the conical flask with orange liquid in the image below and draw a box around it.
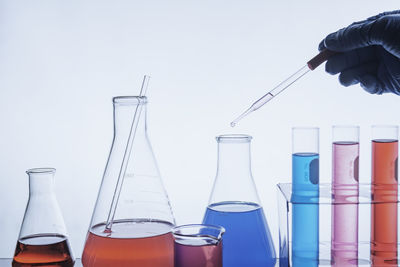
[12,168,75,267]
[82,81,175,267]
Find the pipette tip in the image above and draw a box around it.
[230,107,253,128]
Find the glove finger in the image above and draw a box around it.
[319,11,400,52]
[325,46,377,74]
[359,75,383,94]
[376,53,400,95]
[318,40,326,51]
[324,20,377,52]
[366,10,400,21]
[338,62,378,86]
[318,20,366,51]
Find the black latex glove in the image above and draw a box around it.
[319,11,400,95]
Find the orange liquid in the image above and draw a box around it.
[12,234,74,267]
[82,220,174,267]
[371,139,398,266]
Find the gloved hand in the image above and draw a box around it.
[319,11,400,95]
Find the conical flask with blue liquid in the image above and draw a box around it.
[202,134,276,267]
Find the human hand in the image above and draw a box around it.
[319,11,400,95]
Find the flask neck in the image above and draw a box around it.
[20,168,68,239]
[208,135,260,206]
[27,168,56,196]
[217,141,252,178]
[113,96,148,140]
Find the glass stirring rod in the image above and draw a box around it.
[105,75,150,232]
[230,49,337,127]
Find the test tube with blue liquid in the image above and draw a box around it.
[291,127,319,267]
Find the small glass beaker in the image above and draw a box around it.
[173,224,225,267]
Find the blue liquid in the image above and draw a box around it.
[292,153,319,267]
[203,201,276,267]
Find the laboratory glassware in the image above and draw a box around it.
[291,127,319,267]
[202,134,276,267]
[173,224,225,267]
[371,125,398,266]
[231,49,337,127]
[12,168,74,267]
[82,96,175,267]
[279,182,389,267]
[331,126,359,266]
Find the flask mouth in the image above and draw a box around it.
[26,168,56,174]
[371,125,399,129]
[292,126,319,130]
[113,96,147,105]
[172,224,225,242]
[332,125,360,129]
[216,134,252,143]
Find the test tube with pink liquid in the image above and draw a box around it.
[331,126,359,266]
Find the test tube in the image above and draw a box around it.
[331,126,359,266]
[291,127,319,267]
[371,125,398,266]
[173,224,225,267]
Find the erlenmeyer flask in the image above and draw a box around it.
[82,96,175,267]
[12,168,75,267]
[202,134,276,267]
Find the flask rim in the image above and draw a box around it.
[332,125,360,129]
[292,126,319,130]
[26,168,56,174]
[113,96,147,105]
[371,124,399,130]
[172,224,225,240]
[216,134,252,143]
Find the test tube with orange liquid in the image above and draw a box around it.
[371,125,398,266]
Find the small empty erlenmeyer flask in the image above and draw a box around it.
[202,134,276,267]
[12,168,74,267]
[82,96,175,267]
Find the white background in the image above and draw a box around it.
[1,0,399,258]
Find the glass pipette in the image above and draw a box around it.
[230,49,337,127]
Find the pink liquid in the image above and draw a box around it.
[82,220,174,267]
[331,142,359,266]
[174,238,222,267]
